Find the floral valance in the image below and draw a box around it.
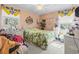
[1,4,20,16]
[58,6,77,17]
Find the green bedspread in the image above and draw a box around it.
[23,28,48,50]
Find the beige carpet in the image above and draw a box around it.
[26,40,64,54]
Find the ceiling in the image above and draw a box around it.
[7,4,78,15]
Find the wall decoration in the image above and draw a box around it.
[25,16,33,24]
[1,4,20,16]
[39,19,46,30]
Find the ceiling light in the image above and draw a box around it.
[36,4,44,10]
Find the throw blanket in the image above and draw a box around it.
[13,35,23,43]
[0,36,19,54]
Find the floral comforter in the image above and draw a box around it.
[23,29,48,50]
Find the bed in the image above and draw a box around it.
[23,28,55,50]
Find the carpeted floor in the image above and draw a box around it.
[26,40,64,54]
